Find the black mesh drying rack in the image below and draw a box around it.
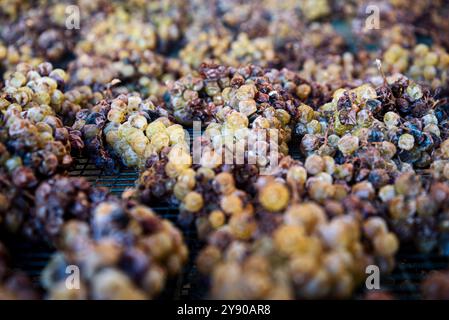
[5,156,449,300]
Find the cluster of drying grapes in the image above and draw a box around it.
[1,0,449,300]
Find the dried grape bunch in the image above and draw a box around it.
[0,165,35,234]
[198,233,381,300]
[2,62,66,116]
[212,0,331,28]
[0,241,40,300]
[64,1,192,96]
[180,30,275,70]
[58,85,105,126]
[68,8,162,97]
[112,0,192,54]
[298,51,375,91]
[180,2,291,67]
[187,0,290,40]
[272,22,348,72]
[74,3,189,58]
[67,55,120,93]
[68,52,186,99]
[1,0,188,56]
[72,9,154,62]
[423,5,449,50]
[186,151,400,247]
[293,80,449,253]
[0,63,90,179]
[300,76,447,170]
[390,0,449,50]
[71,100,116,171]
[199,120,287,168]
[291,81,449,254]
[134,147,297,239]
[134,107,296,226]
[179,29,232,69]
[0,4,79,64]
[0,0,115,76]
[351,0,449,49]
[0,0,33,22]
[297,0,332,21]
[104,100,187,169]
[206,0,273,37]
[165,63,328,126]
[178,168,257,236]
[180,8,348,82]
[133,140,265,234]
[196,170,400,299]
[382,44,449,90]
[134,142,197,206]
[0,164,108,242]
[353,20,417,50]
[263,67,332,111]
[71,88,187,173]
[0,39,44,79]
[24,175,111,243]
[197,79,296,159]
[41,200,188,300]
[0,0,111,23]
[1,61,98,125]
[421,270,449,300]
[379,171,449,253]
[0,107,74,179]
[71,92,175,171]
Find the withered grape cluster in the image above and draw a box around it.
[41,198,188,300]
